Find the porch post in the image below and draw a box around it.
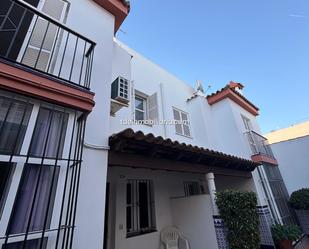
[206,172,219,215]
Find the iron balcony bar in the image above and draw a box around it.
[245,130,275,159]
[0,94,86,249]
[0,0,96,90]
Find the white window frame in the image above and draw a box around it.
[241,115,253,131]
[17,0,71,73]
[172,107,192,138]
[134,95,147,121]
[126,179,156,237]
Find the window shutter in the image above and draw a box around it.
[21,0,67,71]
[181,112,191,137]
[147,93,158,122]
[173,109,182,134]
[131,82,135,119]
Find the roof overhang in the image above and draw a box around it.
[207,86,259,116]
[109,129,259,172]
[93,0,130,32]
[0,60,95,112]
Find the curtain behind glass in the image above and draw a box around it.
[3,238,47,249]
[0,97,32,154]
[29,108,68,158]
[7,164,59,234]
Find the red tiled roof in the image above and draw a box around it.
[207,82,259,116]
[109,128,259,172]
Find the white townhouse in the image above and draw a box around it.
[106,42,295,249]
[0,0,129,249]
[0,0,294,249]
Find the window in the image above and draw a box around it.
[29,108,69,158]
[7,164,60,234]
[126,179,156,237]
[0,97,32,154]
[242,115,253,131]
[135,96,146,121]
[184,181,202,196]
[134,92,158,122]
[0,162,15,218]
[173,108,191,137]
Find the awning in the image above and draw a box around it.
[109,129,259,172]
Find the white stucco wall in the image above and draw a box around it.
[171,195,219,249]
[61,1,117,248]
[270,136,309,194]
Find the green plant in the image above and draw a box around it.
[289,188,309,210]
[271,224,301,242]
[216,190,260,249]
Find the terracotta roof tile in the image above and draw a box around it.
[109,128,259,172]
[206,82,259,115]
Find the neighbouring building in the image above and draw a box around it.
[265,121,309,195]
[0,0,129,249]
[0,0,295,249]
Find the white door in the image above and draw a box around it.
[18,0,69,72]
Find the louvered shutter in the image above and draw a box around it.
[21,0,67,71]
[181,112,191,137]
[147,93,158,122]
[173,109,182,134]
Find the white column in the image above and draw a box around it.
[206,172,219,215]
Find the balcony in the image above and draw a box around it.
[0,0,95,90]
[244,130,278,165]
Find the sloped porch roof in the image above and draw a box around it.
[109,129,259,172]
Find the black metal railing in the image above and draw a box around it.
[244,130,275,158]
[0,93,87,249]
[0,0,96,89]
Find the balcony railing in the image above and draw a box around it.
[0,0,96,89]
[244,130,275,159]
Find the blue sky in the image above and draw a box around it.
[117,0,309,134]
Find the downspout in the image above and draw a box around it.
[159,83,167,138]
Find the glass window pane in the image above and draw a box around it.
[139,182,149,229]
[0,97,32,154]
[135,110,144,121]
[8,164,59,234]
[29,108,68,158]
[135,97,144,110]
[0,162,15,217]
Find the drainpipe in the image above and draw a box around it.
[159,83,167,138]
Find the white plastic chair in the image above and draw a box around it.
[160,226,190,249]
